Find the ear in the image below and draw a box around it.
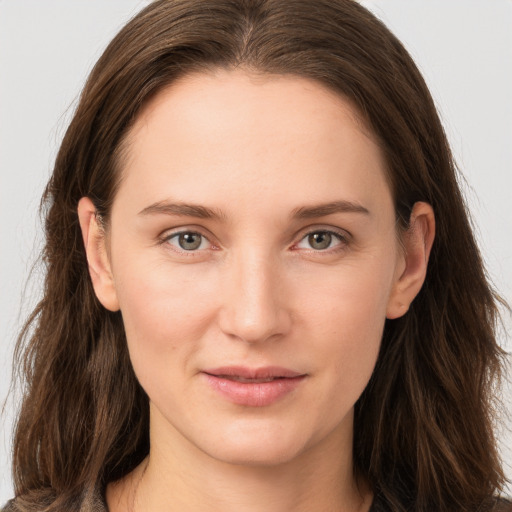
[77,197,120,312]
[386,201,435,319]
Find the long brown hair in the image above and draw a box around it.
[10,1,509,510]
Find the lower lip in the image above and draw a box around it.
[203,374,306,407]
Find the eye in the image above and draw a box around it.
[295,230,346,251]
[165,231,210,251]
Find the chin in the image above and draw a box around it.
[207,442,306,468]
[194,420,316,468]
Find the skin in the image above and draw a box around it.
[78,69,434,512]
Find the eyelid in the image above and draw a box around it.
[157,224,351,255]
[159,226,218,254]
[292,226,351,252]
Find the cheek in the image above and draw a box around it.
[300,252,396,336]
[297,255,396,395]
[112,255,220,381]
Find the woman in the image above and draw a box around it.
[5,0,511,511]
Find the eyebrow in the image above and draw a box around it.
[291,200,370,219]
[138,199,369,220]
[138,201,226,220]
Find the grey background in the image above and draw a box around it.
[1,0,511,503]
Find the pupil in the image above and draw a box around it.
[309,232,331,250]
[179,233,202,250]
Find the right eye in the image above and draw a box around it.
[164,231,210,252]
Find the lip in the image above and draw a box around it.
[202,366,307,407]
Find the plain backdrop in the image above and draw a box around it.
[1,0,511,503]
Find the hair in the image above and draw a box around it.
[8,1,509,511]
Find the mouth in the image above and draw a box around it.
[203,366,305,380]
[210,375,290,383]
[201,366,307,407]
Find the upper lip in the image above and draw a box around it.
[203,366,305,379]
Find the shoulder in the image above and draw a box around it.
[1,493,108,512]
[492,497,512,511]
[368,495,512,511]
[1,500,20,512]
[1,499,22,512]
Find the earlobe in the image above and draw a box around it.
[386,201,435,319]
[77,197,120,312]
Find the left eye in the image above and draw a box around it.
[166,232,209,251]
[296,231,345,251]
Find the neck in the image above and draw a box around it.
[107,409,372,512]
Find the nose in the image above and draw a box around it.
[217,252,292,344]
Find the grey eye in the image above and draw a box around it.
[177,232,203,250]
[307,232,333,250]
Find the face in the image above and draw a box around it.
[83,69,416,468]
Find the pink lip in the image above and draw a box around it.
[202,366,306,407]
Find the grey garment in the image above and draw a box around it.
[2,494,377,512]
[3,494,512,511]
[1,491,104,512]
[0,493,380,512]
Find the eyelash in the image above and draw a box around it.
[160,230,215,257]
[293,229,348,253]
[159,227,350,257]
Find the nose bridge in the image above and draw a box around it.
[219,248,290,343]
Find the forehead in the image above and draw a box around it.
[127,69,375,156]
[115,69,391,217]
[134,68,371,129]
